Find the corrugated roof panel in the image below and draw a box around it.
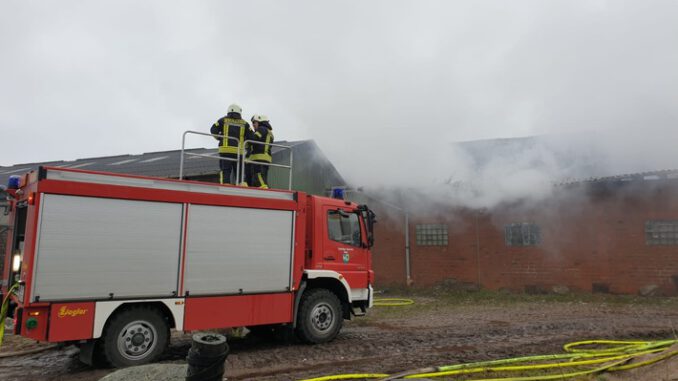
[139,156,169,163]
[0,167,32,175]
[65,162,95,169]
[109,158,139,165]
[0,141,344,195]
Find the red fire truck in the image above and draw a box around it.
[1,166,375,367]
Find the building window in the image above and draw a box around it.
[645,220,678,245]
[505,223,541,246]
[415,224,448,246]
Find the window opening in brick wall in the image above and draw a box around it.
[505,223,541,246]
[645,220,678,245]
[415,224,448,246]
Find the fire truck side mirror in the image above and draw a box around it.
[357,205,376,249]
[368,210,376,248]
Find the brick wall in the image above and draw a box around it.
[371,180,678,295]
[370,210,407,286]
[408,210,479,286]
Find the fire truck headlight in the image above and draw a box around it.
[12,254,21,272]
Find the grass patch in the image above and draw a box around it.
[377,286,678,306]
[359,287,678,320]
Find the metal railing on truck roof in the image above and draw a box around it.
[240,139,293,190]
[179,131,242,183]
[179,130,293,190]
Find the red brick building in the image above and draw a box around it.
[2,139,677,296]
[367,172,678,296]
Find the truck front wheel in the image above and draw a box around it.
[295,289,343,344]
[96,306,169,368]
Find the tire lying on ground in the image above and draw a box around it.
[96,306,169,368]
[295,289,343,344]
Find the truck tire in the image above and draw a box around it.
[295,288,343,344]
[96,306,169,368]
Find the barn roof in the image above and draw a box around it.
[0,140,347,196]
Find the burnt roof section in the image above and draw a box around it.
[556,169,678,186]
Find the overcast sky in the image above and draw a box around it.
[1,1,677,204]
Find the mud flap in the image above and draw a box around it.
[78,340,95,366]
[351,304,367,317]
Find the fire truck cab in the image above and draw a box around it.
[1,167,375,367]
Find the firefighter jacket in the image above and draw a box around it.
[210,114,251,155]
[249,124,274,163]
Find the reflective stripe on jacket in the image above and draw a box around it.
[249,126,274,162]
[211,117,250,154]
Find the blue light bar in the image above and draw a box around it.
[331,187,345,199]
[8,175,21,190]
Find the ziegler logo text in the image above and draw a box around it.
[57,306,88,318]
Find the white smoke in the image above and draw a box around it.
[1,0,677,211]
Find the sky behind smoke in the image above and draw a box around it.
[1,1,677,206]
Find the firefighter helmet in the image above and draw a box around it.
[228,104,242,114]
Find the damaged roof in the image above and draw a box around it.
[556,169,678,186]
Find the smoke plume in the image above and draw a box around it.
[1,1,677,210]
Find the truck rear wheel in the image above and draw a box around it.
[295,289,343,344]
[96,306,169,368]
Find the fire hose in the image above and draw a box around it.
[298,339,678,380]
[0,283,18,348]
[0,284,57,357]
[372,298,415,307]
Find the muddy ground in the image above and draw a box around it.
[1,291,677,381]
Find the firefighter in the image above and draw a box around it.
[243,114,262,186]
[210,104,252,185]
[249,114,274,189]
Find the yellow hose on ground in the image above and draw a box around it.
[298,339,678,381]
[372,298,415,307]
[300,374,388,381]
[0,283,18,348]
